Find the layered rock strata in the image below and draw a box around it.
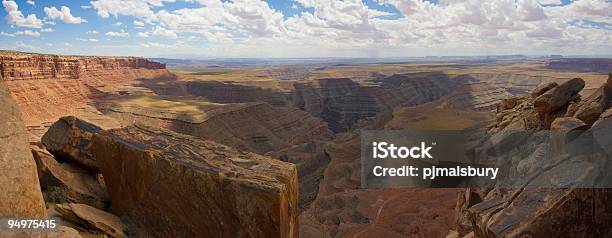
[186,80,293,107]
[293,73,465,132]
[97,101,332,155]
[92,125,299,237]
[0,50,165,81]
[442,82,513,111]
[1,51,169,142]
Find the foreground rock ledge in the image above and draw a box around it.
[92,125,298,238]
[0,81,46,218]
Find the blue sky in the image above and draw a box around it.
[0,0,610,58]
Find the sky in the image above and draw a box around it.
[0,0,610,58]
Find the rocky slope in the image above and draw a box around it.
[441,82,513,111]
[293,72,469,132]
[185,80,293,107]
[95,100,332,155]
[454,74,612,237]
[179,72,473,133]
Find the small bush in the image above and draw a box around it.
[44,186,67,204]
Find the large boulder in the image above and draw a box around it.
[550,117,588,131]
[32,149,109,209]
[92,125,299,237]
[0,81,46,218]
[42,116,108,171]
[549,117,589,155]
[531,81,559,98]
[566,75,612,125]
[534,78,585,115]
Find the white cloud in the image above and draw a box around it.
[113,21,123,26]
[151,25,177,39]
[544,0,612,22]
[29,0,612,57]
[538,0,563,4]
[44,6,87,24]
[2,0,43,28]
[105,30,129,37]
[41,28,53,32]
[26,0,34,6]
[90,0,175,18]
[81,5,92,9]
[85,30,99,34]
[1,30,40,37]
[76,37,99,42]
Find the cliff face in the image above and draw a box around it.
[0,51,165,81]
[0,51,171,140]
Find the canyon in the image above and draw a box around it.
[0,50,610,237]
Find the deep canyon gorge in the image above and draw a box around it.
[1,50,611,237]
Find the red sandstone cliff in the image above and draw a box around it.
[0,51,171,141]
[0,50,165,81]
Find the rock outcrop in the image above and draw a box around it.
[468,188,612,238]
[267,141,330,209]
[531,82,558,98]
[0,81,47,219]
[490,78,586,132]
[92,125,298,237]
[533,78,584,115]
[456,74,612,237]
[56,203,125,238]
[42,116,117,171]
[566,74,612,125]
[32,148,108,209]
[0,50,165,81]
